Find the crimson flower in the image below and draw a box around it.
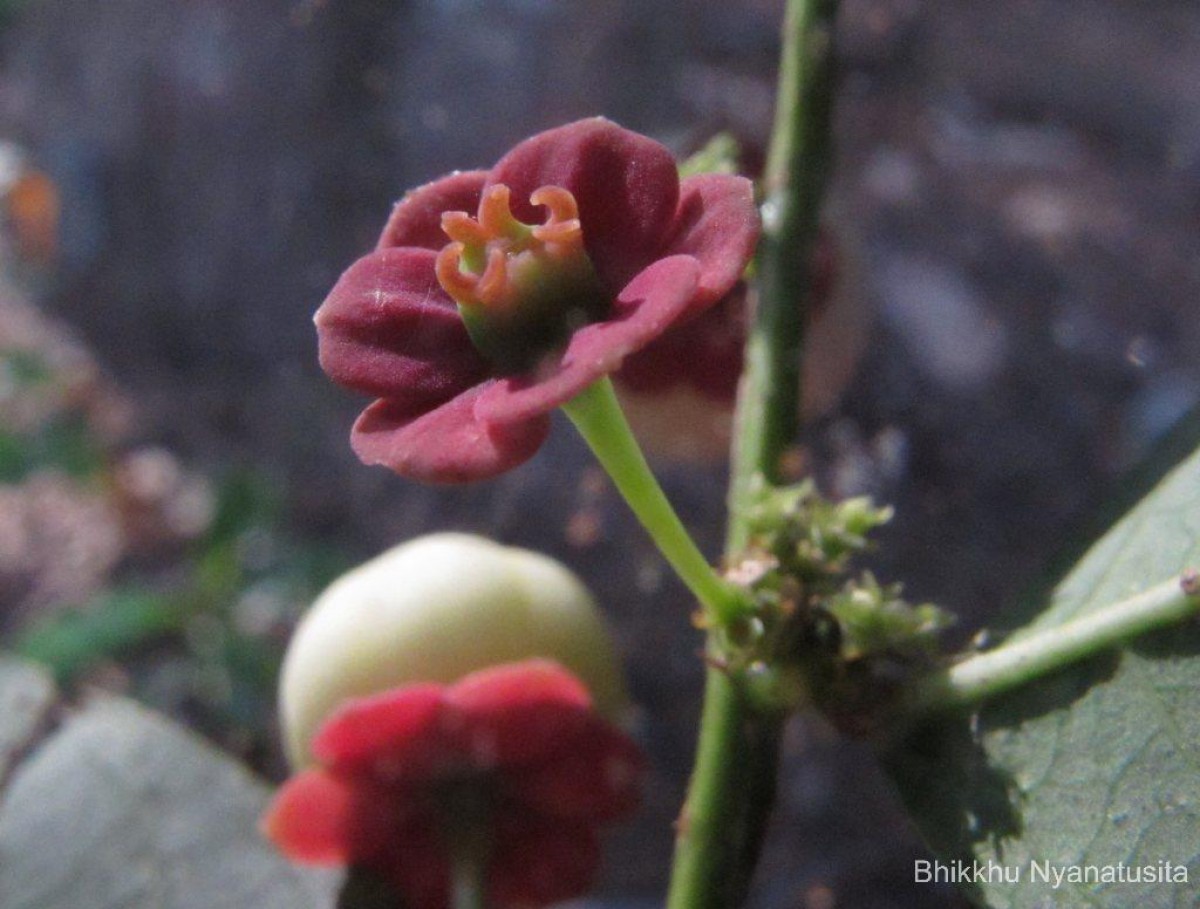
[316,117,759,482]
[262,659,644,909]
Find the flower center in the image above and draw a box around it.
[436,184,608,373]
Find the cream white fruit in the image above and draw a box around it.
[280,533,626,767]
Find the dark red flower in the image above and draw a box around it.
[316,117,759,483]
[262,660,644,909]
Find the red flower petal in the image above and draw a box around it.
[617,284,746,400]
[489,815,600,907]
[312,683,461,779]
[659,174,760,314]
[486,118,680,291]
[351,382,552,484]
[316,248,489,404]
[474,254,702,424]
[377,170,488,252]
[444,660,594,768]
[261,770,398,865]
[506,718,644,821]
[266,661,648,909]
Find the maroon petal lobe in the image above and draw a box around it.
[486,118,680,291]
[489,815,600,907]
[352,382,551,483]
[312,683,460,779]
[316,248,489,405]
[261,770,399,866]
[445,660,594,769]
[506,718,645,821]
[659,174,760,314]
[475,255,702,425]
[617,283,746,400]
[376,170,488,251]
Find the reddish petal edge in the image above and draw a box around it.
[659,174,760,314]
[485,117,681,292]
[351,381,552,484]
[312,683,451,777]
[261,770,359,865]
[474,255,702,425]
[377,170,489,251]
[445,660,595,768]
[448,660,593,714]
[315,248,489,404]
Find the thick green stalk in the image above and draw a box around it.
[906,573,1200,715]
[668,669,784,909]
[443,788,492,909]
[667,1,840,908]
[730,0,838,549]
[451,854,486,909]
[562,377,745,625]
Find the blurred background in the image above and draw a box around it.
[0,0,1197,907]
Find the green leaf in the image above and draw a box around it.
[1,347,53,386]
[677,133,741,178]
[13,587,182,682]
[0,414,104,482]
[0,656,337,908]
[884,443,1200,907]
[207,469,282,548]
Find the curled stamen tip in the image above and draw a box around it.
[532,220,582,244]
[441,210,487,245]
[476,246,509,305]
[435,181,591,309]
[435,242,477,299]
[530,185,579,223]
[479,184,518,236]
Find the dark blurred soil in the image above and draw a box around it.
[0,1,1197,907]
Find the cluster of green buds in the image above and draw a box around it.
[724,479,951,727]
[745,479,894,581]
[824,572,948,663]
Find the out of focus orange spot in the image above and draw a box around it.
[8,170,59,264]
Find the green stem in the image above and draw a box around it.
[450,849,487,909]
[667,669,784,909]
[906,573,1200,715]
[561,377,745,625]
[441,788,492,909]
[668,1,840,908]
[729,0,838,549]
